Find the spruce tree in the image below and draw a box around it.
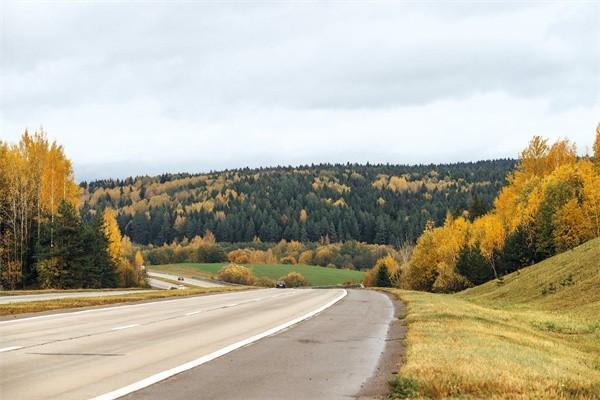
[455,244,494,285]
[496,225,537,275]
[375,264,392,287]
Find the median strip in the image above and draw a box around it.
[90,289,348,400]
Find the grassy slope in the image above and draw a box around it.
[389,238,600,399]
[149,263,364,286]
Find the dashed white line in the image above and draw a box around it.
[0,346,23,353]
[111,324,140,331]
[185,311,201,316]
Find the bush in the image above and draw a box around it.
[280,272,309,287]
[255,276,276,288]
[280,255,297,265]
[217,264,256,285]
[298,250,314,265]
[228,249,251,264]
[197,246,227,263]
[363,255,401,287]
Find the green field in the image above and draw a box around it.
[388,237,600,399]
[149,263,364,287]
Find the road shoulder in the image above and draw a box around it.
[355,290,407,399]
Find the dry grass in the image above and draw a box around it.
[0,286,250,316]
[0,288,147,296]
[387,238,600,399]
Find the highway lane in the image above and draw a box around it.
[146,271,224,288]
[0,288,347,400]
[0,290,154,304]
[126,289,395,400]
[145,277,183,290]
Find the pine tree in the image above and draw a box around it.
[496,225,537,275]
[375,264,392,287]
[36,201,85,288]
[82,214,118,288]
[455,244,494,285]
[374,216,388,244]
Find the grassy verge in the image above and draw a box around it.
[150,262,364,286]
[0,288,148,296]
[385,239,600,399]
[0,286,251,316]
[387,289,599,399]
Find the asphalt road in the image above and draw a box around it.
[127,289,394,400]
[0,290,154,304]
[146,271,224,288]
[0,288,396,400]
[145,277,183,290]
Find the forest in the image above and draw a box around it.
[3,125,598,291]
[81,160,515,247]
[385,126,600,292]
[0,132,144,289]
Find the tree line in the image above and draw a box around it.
[81,160,515,247]
[0,132,144,289]
[382,124,600,292]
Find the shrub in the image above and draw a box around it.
[217,264,255,285]
[363,255,401,287]
[228,249,251,264]
[280,255,297,265]
[298,250,314,265]
[255,276,276,288]
[280,272,309,287]
[197,246,227,263]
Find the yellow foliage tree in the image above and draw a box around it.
[103,208,122,263]
[134,250,145,269]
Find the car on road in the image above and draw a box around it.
[177,276,185,281]
[276,280,286,288]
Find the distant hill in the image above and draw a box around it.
[81,160,516,246]
[459,237,600,318]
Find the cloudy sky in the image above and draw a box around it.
[1,1,599,181]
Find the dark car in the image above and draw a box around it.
[275,280,286,288]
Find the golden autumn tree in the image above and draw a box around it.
[405,127,600,293]
[0,130,80,288]
[102,208,139,287]
[594,122,600,169]
[102,208,122,263]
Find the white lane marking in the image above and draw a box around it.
[0,289,267,326]
[89,289,347,400]
[184,292,300,316]
[111,324,140,331]
[0,346,23,353]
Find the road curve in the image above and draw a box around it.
[146,271,224,288]
[0,288,360,400]
[0,290,154,304]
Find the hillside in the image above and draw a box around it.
[81,160,515,246]
[389,239,600,399]
[459,237,600,318]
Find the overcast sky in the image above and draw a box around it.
[1,1,599,181]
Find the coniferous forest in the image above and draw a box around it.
[81,160,515,247]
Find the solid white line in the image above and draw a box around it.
[89,289,347,400]
[111,324,140,331]
[0,346,23,353]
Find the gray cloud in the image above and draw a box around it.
[1,1,599,180]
